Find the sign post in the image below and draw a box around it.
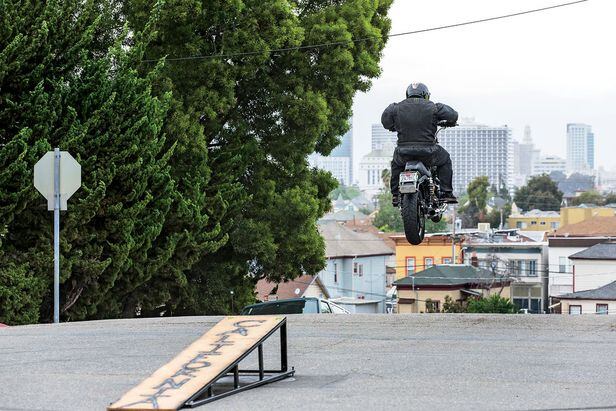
[34,149,81,323]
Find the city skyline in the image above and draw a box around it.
[350,0,616,178]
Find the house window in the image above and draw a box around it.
[596,304,608,315]
[406,257,415,276]
[551,222,559,229]
[569,305,582,315]
[559,256,567,273]
[425,300,440,313]
[424,257,434,268]
[353,262,363,276]
[528,260,537,277]
[442,257,452,264]
[530,221,537,225]
[334,263,338,283]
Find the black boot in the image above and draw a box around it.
[440,191,458,204]
[392,193,400,207]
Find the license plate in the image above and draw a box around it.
[399,171,418,183]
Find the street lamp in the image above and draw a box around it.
[230,290,235,314]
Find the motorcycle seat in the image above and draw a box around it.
[404,160,431,177]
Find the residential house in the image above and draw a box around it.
[256,275,329,302]
[320,209,370,225]
[507,208,560,232]
[463,230,548,313]
[391,234,464,281]
[318,221,394,313]
[560,205,614,226]
[394,265,512,313]
[557,281,616,315]
[548,216,616,297]
[568,243,616,292]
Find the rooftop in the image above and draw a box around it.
[319,222,393,258]
[550,216,616,238]
[393,265,512,287]
[255,275,327,301]
[557,281,616,300]
[320,209,369,223]
[569,243,616,260]
[511,209,560,218]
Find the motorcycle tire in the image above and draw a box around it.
[401,192,425,245]
[430,215,442,223]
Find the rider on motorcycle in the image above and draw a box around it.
[381,82,458,207]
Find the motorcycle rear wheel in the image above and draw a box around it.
[401,192,425,245]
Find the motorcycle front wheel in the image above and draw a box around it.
[401,192,425,245]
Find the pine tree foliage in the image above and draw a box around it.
[0,0,223,323]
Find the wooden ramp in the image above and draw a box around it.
[108,316,293,410]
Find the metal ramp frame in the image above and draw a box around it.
[185,319,294,407]
[108,316,294,411]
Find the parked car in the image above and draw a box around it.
[241,297,349,315]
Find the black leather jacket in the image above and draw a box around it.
[381,98,458,145]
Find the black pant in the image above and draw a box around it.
[390,144,453,196]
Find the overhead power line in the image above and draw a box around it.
[144,0,589,63]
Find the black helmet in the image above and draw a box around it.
[406,83,430,99]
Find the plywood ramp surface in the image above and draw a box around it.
[108,316,285,411]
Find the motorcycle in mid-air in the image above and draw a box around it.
[398,121,457,245]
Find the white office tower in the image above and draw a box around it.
[371,124,397,150]
[566,123,595,174]
[532,156,567,176]
[358,142,395,198]
[308,154,351,186]
[517,126,541,177]
[438,118,513,195]
[308,118,354,186]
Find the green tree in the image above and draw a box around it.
[459,176,490,228]
[373,191,447,233]
[124,0,394,313]
[466,294,516,314]
[604,192,616,205]
[514,174,563,211]
[570,190,604,206]
[329,185,361,200]
[0,1,227,323]
[442,295,465,313]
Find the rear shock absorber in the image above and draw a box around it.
[429,177,435,200]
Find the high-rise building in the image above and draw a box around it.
[371,124,397,150]
[309,118,354,185]
[517,126,541,177]
[308,154,351,186]
[438,118,513,195]
[566,123,595,174]
[532,155,567,176]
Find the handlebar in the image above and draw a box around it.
[437,121,458,128]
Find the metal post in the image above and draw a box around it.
[258,344,264,381]
[233,365,239,389]
[280,322,288,372]
[451,205,456,263]
[53,148,61,324]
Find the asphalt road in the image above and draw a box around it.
[1,314,616,411]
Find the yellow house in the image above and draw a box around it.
[507,208,560,232]
[560,206,615,227]
[394,265,512,313]
[390,234,463,281]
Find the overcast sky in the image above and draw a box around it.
[352,0,616,175]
